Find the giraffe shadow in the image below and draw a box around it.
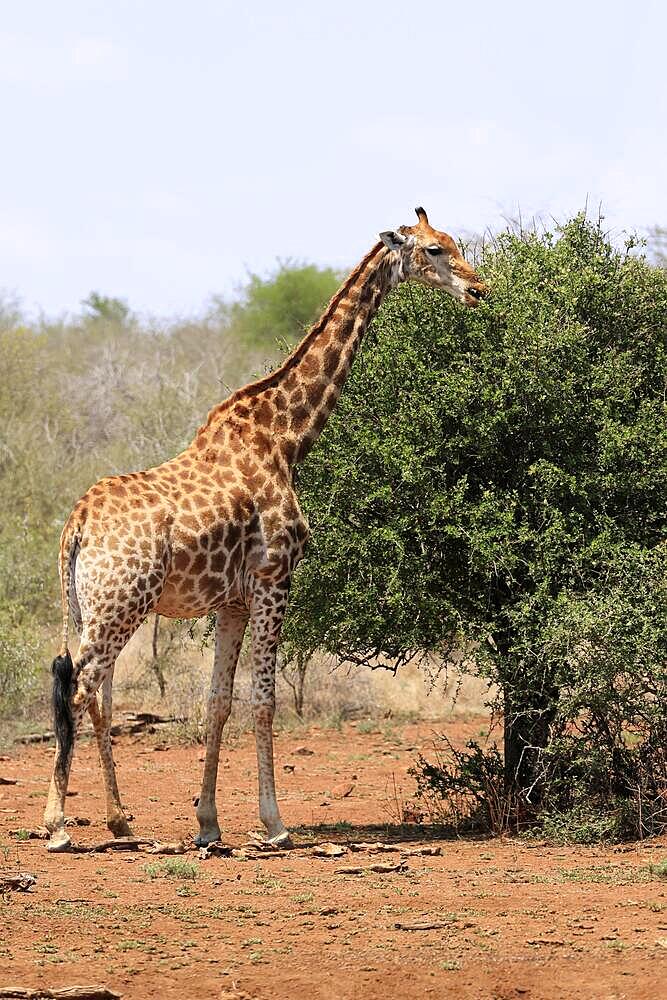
[292,822,492,845]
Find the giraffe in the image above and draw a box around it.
[43,207,487,852]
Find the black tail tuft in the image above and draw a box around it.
[51,651,74,762]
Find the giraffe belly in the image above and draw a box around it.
[154,580,239,618]
[154,574,242,619]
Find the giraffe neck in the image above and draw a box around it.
[201,243,400,468]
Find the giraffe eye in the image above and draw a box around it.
[425,246,442,256]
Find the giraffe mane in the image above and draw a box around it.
[200,241,387,431]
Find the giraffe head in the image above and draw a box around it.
[380,207,487,307]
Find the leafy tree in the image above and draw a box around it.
[81,291,131,324]
[212,262,341,351]
[283,216,667,834]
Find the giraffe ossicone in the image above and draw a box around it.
[43,208,487,852]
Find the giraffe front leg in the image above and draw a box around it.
[250,587,291,846]
[195,610,248,846]
[89,672,133,838]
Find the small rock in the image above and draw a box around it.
[403,845,442,857]
[0,872,36,893]
[312,843,347,858]
[293,746,314,756]
[331,782,354,799]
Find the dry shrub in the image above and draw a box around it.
[411,737,515,836]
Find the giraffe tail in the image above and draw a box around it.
[51,650,74,763]
[51,525,78,762]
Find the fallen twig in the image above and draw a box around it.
[402,845,442,857]
[14,712,182,745]
[145,841,186,855]
[395,920,451,931]
[70,838,153,854]
[335,862,407,875]
[0,988,122,999]
[349,842,399,853]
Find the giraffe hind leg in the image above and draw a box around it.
[45,641,114,851]
[249,582,291,846]
[44,621,143,852]
[89,671,133,838]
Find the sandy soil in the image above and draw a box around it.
[1,720,666,1000]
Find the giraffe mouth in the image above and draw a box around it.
[465,283,488,306]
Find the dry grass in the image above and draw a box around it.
[109,616,491,743]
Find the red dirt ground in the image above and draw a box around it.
[1,720,666,1000]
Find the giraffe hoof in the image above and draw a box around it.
[47,831,72,853]
[194,828,222,847]
[108,818,134,838]
[267,830,293,849]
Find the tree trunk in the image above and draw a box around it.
[503,683,557,800]
[150,614,167,698]
[292,653,308,718]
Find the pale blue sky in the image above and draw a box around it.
[1,0,665,318]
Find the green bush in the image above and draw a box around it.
[0,612,42,721]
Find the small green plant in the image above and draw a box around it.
[647,859,667,879]
[144,859,199,881]
[176,884,198,897]
[539,802,626,845]
[116,939,144,952]
[382,723,402,746]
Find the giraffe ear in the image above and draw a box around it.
[379,230,408,251]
